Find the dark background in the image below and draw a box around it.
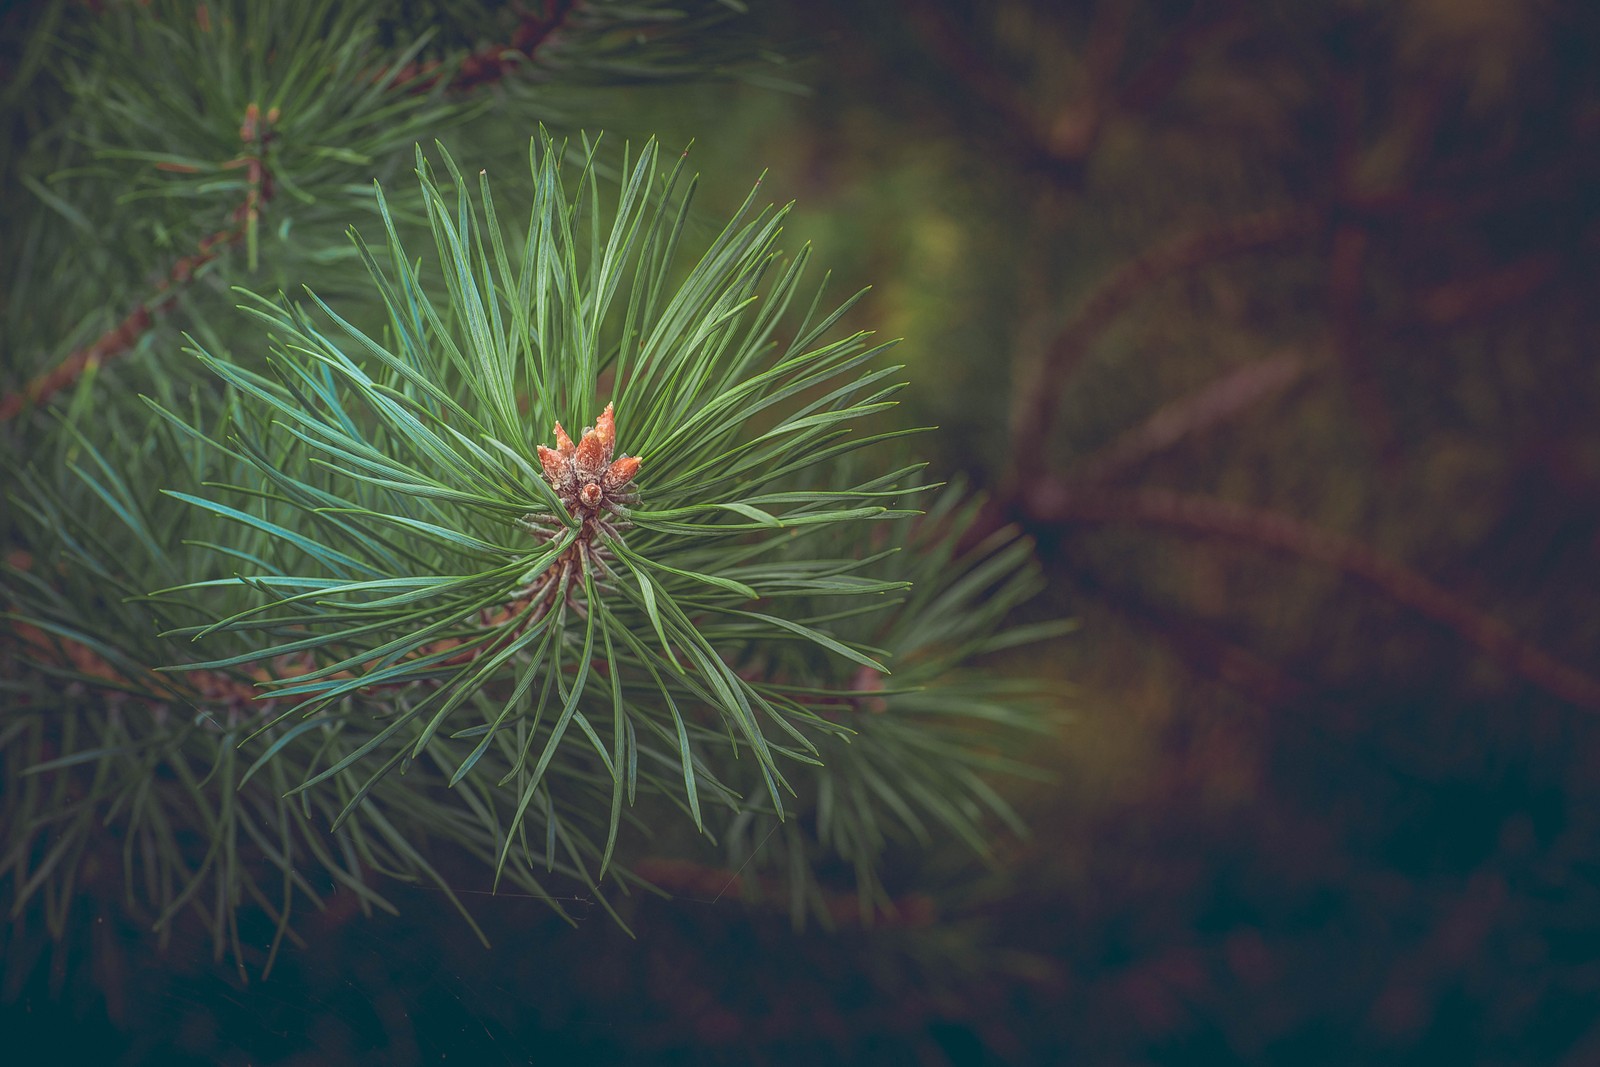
[8,0,1600,1063]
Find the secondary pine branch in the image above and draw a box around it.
[1028,484,1600,712]
[391,0,577,93]
[1,101,275,421]
[1065,351,1306,487]
[1004,205,1324,492]
[4,0,583,423]
[901,0,1237,179]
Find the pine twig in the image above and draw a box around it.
[1025,484,1600,711]
[4,603,279,711]
[899,0,1043,163]
[1113,0,1242,115]
[902,0,1238,178]
[4,0,586,423]
[0,226,234,421]
[1067,351,1306,485]
[1418,249,1564,327]
[1005,205,1324,491]
[391,0,578,93]
[1,99,277,421]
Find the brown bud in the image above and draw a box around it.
[536,444,566,486]
[576,426,608,477]
[603,455,641,490]
[594,402,616,450]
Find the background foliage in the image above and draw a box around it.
[6,0,1600,1063]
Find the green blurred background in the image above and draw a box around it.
[9,0,1600,1063]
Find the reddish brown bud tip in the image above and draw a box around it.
[603,455,641,490]
[536,444,565,485]
[576,426,608,476]
[594,403,616,450]
[552,421,575,455]
[580,483,603,508]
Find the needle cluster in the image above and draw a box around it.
[3,127,1059,956]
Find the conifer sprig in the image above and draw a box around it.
[157,135,923,880]
[706,483,1069,923]
[3,6,1058,954]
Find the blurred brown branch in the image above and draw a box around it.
[390,0,576,93]
[1005,205,1324,492]
[1026,485,1600,712]
[902,0,1240,180]
[1068,351,1307,486]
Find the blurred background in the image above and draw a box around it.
[10,0,1600,1062]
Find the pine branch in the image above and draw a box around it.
[1065,351,1306,486]
[0,92,273,422]
[1417,245,1571,327]
[901,0,1240,179]
[1027,484,1600,711]
[1005,205,1324,492]
[391,0,578,93]
[0,226,250,422]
